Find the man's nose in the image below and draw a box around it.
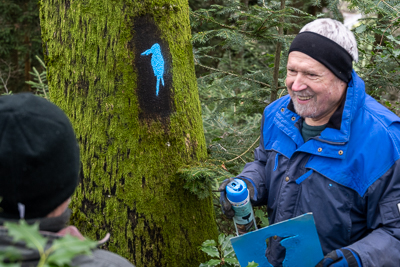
[291,74,307,91]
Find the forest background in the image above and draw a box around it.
[0,0,399,266]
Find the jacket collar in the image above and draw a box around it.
[287,93,345,130]
[284,70,365,144]
[318,70,365,143]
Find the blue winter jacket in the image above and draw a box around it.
[239,70,400,267]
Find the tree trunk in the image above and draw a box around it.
[24,34,31,91]
[39,1,218,266]
[270,0,285,103]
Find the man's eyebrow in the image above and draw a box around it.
[289,68,320,75]
[304,71,318,75]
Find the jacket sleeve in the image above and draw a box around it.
[72,249,136,267]
[347,159,400,267]
[237,113,269,206]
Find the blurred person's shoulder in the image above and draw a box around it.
[72,249,135,267]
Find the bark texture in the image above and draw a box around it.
[39,1,218,266]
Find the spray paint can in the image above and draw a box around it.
[226,178,258,236]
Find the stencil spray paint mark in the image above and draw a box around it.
[133,15,173,120]
[141,43,165,96]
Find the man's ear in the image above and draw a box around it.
[341,80,347,89]
[46,198,71,218]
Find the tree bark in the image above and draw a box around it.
[39,1,218,266]
[24,34,31,91]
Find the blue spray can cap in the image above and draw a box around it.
[226,179,248,203]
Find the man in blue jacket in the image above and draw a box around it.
[219,18,400,267]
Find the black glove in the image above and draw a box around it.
[218,177,256,219]
[316,248,362,267]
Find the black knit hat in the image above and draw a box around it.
[289,32,353,83]
[0,93,80,219]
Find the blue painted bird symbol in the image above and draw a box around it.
[141,43,165,96]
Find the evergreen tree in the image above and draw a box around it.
[38,0,218,266]
[0,0,43,93]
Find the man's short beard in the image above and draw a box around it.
[292,100,318,118]
[290,89,319,118]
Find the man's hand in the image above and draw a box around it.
[218,177,256,219]
[316,249,362,267]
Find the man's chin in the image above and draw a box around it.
[293,105,317,118]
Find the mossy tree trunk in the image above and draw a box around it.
[39,0,218,266]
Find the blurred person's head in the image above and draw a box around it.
[0,93,80,220]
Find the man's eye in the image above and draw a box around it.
[307,73,317,77]
[287,69,296,74]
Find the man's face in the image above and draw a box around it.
[286,51,347,126]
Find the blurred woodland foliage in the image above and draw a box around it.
[0,0,44,95]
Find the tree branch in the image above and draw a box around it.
[0,60,12,94]
[270,0,285,103]
[225,136,260,163]
[192,12,284,39]
[195,61,272,87]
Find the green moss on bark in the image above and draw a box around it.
[39,0,218,266]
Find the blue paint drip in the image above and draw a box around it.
[273,153,280,171]
[296,170,313,185]
[141,43,165,96]
[230,213,323,267]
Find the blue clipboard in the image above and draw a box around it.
[230,213,323,267]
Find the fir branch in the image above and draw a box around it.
[376,0,400,16]
[225,136,260,163]
[191,12,251,36]
[387,47,400,67]
[179,161,233,199]
[195,61,271,88]
[278,88,288,99]
[378,16,400,46]
[191,11,293,40]
[0,60,12,94]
